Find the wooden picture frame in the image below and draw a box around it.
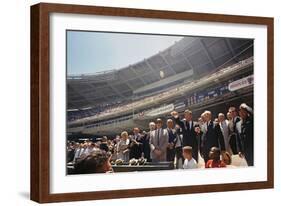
[31,2,274,203]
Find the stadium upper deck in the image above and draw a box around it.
[67,36,253,111]
[68,57,253,129]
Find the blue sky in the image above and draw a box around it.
[67,31,183,75]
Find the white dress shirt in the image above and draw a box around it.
[183,158,197,169]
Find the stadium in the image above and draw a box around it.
[67,36,253,140]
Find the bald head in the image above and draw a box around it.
[148,122,155,131]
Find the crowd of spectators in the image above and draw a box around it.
[67,102,253,174]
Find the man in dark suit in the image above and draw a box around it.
[171,110,199,162]
[228,107,243,155]
[129,127,143,159]
[166,119,177,162]
[141,122,155,162]
[67,141,76,163]
[200,110,226,163]
[99,136,109,152]
[174,125,183,168]
[239,103,254,166]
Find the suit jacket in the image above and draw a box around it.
[150,128,168,161]
[166,128,177,144]
[201,121,226,154]
[141,132,151,161]
[173,117,198,150]
[219,120,230,153]
[67,148,75,163]
[228,116,243,154]
[240,116,254,166]
[174,127,183,148]
[129,134,143,159]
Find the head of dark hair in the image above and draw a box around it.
[184,109,192,115]
[223,152,232,165]
[209,147,220,161]
[156,118,163,124]
[74,150,111,174]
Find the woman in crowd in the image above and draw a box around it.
[116,131,130,162]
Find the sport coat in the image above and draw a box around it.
[201,121,226,162]
[149,128,169,161]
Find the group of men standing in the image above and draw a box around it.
[125,103,253,167]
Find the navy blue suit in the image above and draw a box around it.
[200,121,226,163]
[173,117,199,162]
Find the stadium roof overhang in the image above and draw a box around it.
[67,36,253,109]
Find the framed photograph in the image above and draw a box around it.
[31,3,274,203]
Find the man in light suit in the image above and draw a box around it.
[218,113,231,154]
[228,107,243,155]
[150,118,169,162]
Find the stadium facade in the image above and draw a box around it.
[67,36,253,139]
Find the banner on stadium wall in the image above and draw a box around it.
[145,104,174,117]
[228,74,254,92]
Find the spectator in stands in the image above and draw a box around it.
[239,103,254,166]
[84,142,96,155]
[129,128,143,159]
[150,118,169,162]
[79,143,89,159]
[171,110,198,162]
[200,111,226,163]
[111,135,120,161]
[72,143,82,162]
[67,142,76,163]
[74,150,112,174]
[228,107,243,155]
[107,139,115,154]
[99,136,109,152]
[166,119,177,162]
[205,147,226,168]
[218,113,231,154]
[116,131,130,162]
[182,146,197,169]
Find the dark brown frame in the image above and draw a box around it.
[31,2,274,203]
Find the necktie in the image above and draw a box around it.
[157,129,160,146]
